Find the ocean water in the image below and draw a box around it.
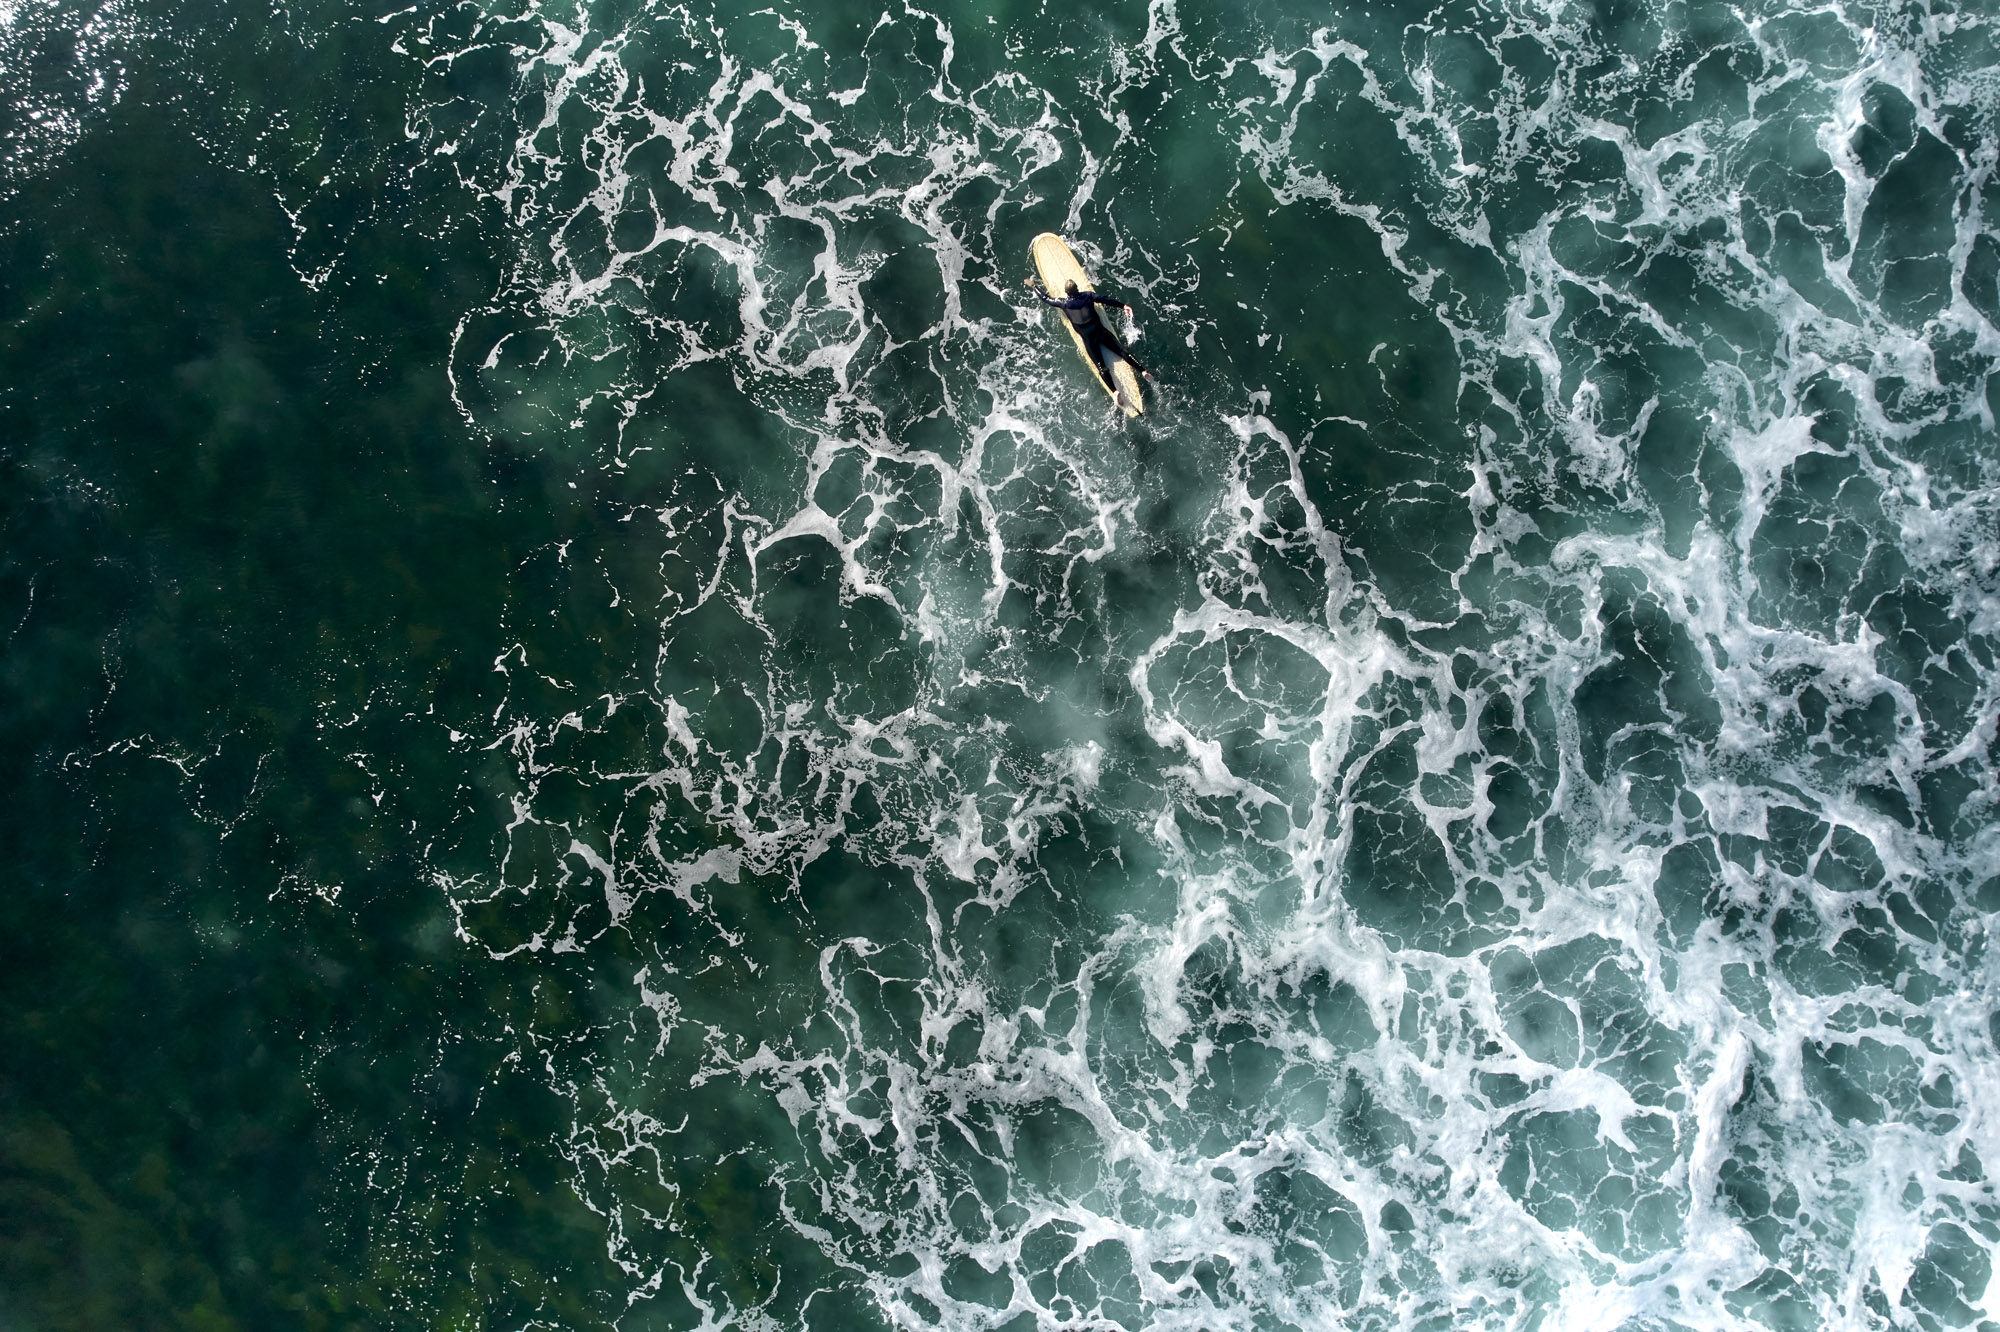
[2,0,1998,1327]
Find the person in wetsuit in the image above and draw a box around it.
[1025,276,1150,401]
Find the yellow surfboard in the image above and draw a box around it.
[1030,232,1144,418]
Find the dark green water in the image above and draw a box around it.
[3,0,1997,1328]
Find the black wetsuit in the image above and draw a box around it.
[1035,286,1145,391]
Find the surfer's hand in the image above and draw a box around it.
[1023,277,1037,289]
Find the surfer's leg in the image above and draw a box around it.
[1087,334,1121,393]
[1095,341,1137,411]
[1099,325,1150,379]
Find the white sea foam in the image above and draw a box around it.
[369,0,2000,1326]
[0,0,131,198]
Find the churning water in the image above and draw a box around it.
[2,0,1997,1328]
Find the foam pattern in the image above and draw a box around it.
[311,0,2000,1325]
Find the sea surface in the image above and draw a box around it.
[3,0,1998,1327]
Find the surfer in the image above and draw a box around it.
[1024,275,1151,399]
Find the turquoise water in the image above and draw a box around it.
[2,0,1998,1327]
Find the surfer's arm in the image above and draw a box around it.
[1024,279,1065,307]
[1090,294,1129,311]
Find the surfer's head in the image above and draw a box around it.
[1064,280,1078,296]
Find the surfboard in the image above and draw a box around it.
[1030,232,1144,418]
